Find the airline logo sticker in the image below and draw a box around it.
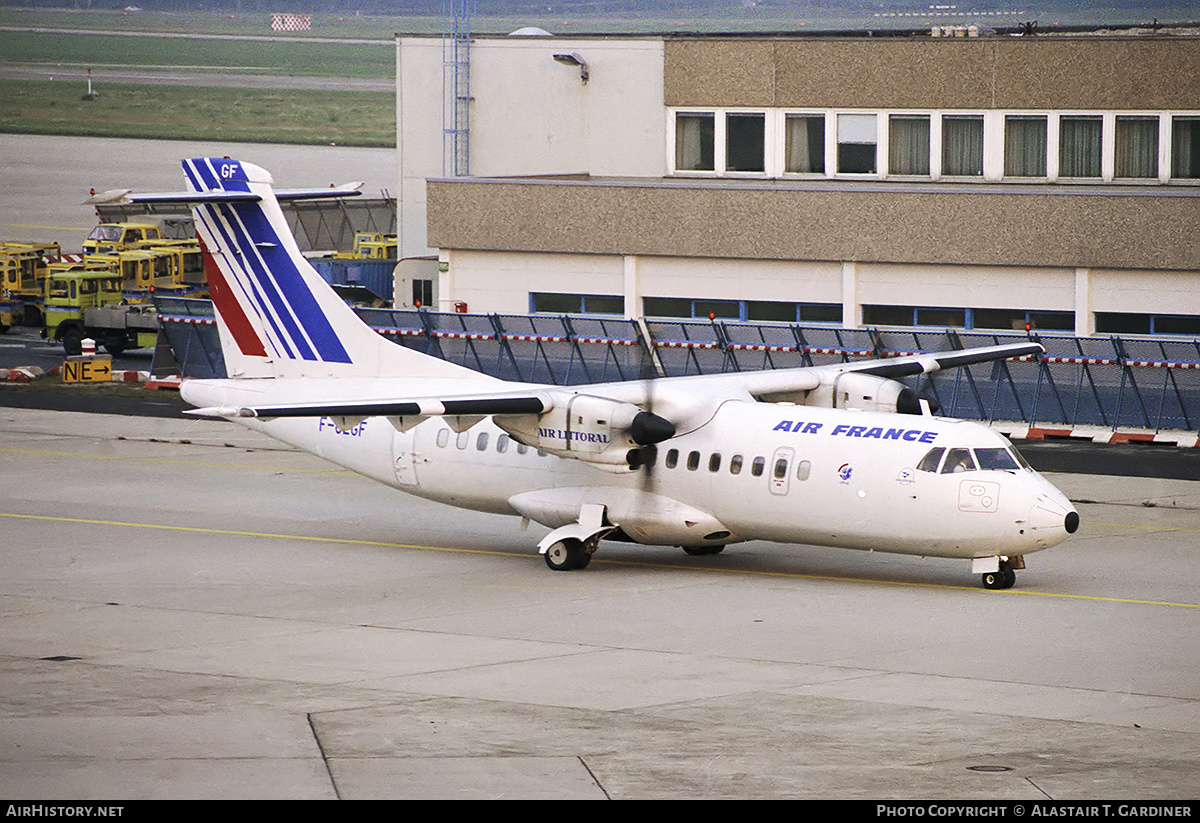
[773,420,938,443]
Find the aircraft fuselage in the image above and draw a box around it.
[192,379,1075,563]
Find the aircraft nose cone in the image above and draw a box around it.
[1027,492,1078,547]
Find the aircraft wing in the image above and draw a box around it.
[186,341,1041,460]
[188,341,1042,419]
[734,340,1043,399]
[186,392,551,421]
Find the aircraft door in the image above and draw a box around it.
[769,447,795,496]
[392,427,419,487]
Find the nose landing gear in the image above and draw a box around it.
[982,560,1017,590]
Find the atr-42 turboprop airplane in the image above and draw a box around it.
[136,158,1078,589]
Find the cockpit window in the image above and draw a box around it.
[917,447,945,473]
[941,448,976,473]
[975,447,1021,471]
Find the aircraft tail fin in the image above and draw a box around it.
[181,158,470,380]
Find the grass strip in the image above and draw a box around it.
[0,30,396,79]
[0,78,395,147]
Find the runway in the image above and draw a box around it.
[1,407,1198,799]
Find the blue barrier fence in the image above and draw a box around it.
[154,298,1200,434]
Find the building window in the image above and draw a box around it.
[942,115,983,176]
[1059,115,1102,178]
[785,114,825,174]
[1115,116,1159,179]
[837,113,877,174]
[412,278,433,308]
[726,112,766,172]
[973,309,1073,332]
[1004,115,1047,177]
[645,297,839,324]
[1097,312,1200,336]
[693,300,740,319]
[746,300,839,324]
[1171,116,1200,179]
[889,115,930,176]
[915,307,967,328]
[863,305,917,327]
[531,292,622,315]
[675,112,715,172]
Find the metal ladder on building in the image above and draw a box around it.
[442,0,475,177]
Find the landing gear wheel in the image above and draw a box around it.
[683,545,725,556]
[544,538,589,571]
[982,561,1017,590]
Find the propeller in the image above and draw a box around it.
[627,317,671,487]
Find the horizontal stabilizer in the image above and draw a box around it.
[87,185,362,207]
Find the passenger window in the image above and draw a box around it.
[708,453,721,472]
[497,434,509,453]
[941,448,976,473]
[730,454,743,475]
[666,448,679,469]
[917,447,944,472]
[517,442,529,455]
[751,456,765,477]
[687,451,700,471]
[437,428,450,448]
[796,459,811,481]
[774,458,789,479]
[456,431,469,450]
[476,432,489,451]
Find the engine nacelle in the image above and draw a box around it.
[496,393,675,469]
[808,372,932,415]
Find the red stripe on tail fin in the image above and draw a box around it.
[201,240,267,357]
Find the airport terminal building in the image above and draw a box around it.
[395,32,1200,338]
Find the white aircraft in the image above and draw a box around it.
[141,158,1078,589]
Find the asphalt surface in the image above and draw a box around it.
[1,407,1198,800]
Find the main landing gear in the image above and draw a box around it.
[544,538,593,571]
[981,559,1017,590]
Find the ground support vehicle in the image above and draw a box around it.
[0,242,61,329]
[82,222,162,254]
[331,232,397,261]
[129,239,207,298]
[43,266,158,356]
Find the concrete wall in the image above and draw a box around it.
[663,37,1200,110]
[396,35,665,258]
[427,177,1200,273]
